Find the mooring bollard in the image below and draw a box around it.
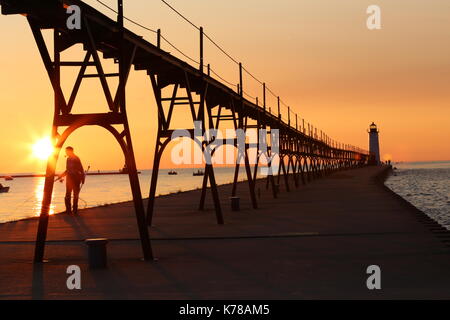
[85,238,108,269]
[230,197,240,211]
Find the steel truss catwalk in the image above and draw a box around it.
[0,0,369,263]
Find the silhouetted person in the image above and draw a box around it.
[58,146,85,214]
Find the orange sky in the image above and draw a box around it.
[0,0,449,173]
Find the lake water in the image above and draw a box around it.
[385,161,450,230]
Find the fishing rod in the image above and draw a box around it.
[53,164,91,209]
[80,165,90,191]
[14,165,92,216]
[54,164,90,183]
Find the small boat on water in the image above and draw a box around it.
[0,184,10,193]
[168,170,178,176]
[4,176,13,181]
[193,170,205,176]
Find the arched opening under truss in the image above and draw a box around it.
[34,122,152,263]
[146,134,225,227]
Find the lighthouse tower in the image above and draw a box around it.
[368,122,380,165]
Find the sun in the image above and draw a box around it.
[32,137,54,160]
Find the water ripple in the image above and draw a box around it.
[386,165,450,230]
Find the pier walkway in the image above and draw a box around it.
[0,166,449,299]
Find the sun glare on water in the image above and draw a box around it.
[32,137,54,160]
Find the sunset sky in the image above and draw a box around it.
[0,0,449,174]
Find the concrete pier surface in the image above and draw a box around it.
[0,166,449,299]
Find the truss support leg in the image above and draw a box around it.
[244,150,258,209]
[199,163,224,224]
[208,164,224,224]
[34,134,59,263]
[281,158,290,192]
[199,165,208,210]
[231,162,240,197]
[147,139,164,226]
[124,128,153,260]
[277,157,283,185]
[290,156,299,188]
[266,159,278,198]
[299,157,306,185]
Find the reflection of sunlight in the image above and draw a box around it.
[33,179,55,216]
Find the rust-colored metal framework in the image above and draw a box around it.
[0,0,369,263]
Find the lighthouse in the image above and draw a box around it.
[368,122,380,165]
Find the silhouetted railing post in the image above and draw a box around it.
[117,0,124,104]
[207,64,210,76]
[118,0,124,25]
[263,82,266,113]
[157,29,161,49]
[200,26,204,73]
[288,106,290,127]
[277,96,281,120]
[239,62,243,97]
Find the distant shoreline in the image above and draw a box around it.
[0,167,239,178]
